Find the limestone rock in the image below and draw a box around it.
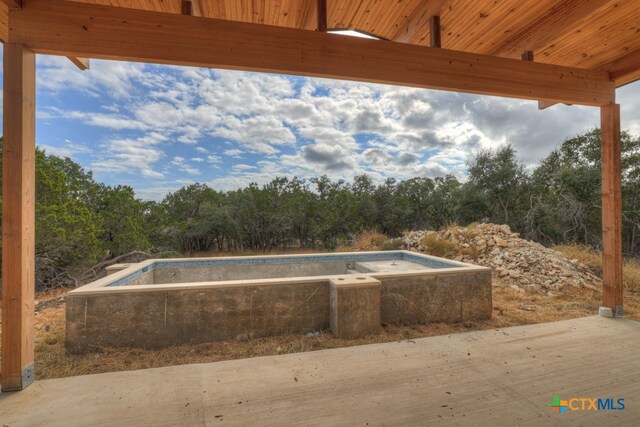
[402,223,602,295]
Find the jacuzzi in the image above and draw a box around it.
[65,251,492,352]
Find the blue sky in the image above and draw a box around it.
[1,44,639,201]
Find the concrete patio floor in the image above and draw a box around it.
[1,316,639,426]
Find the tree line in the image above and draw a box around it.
[0,128,639,290]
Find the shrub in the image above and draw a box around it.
[381,238,404,251]
[624,260,640,291]
[354,230,388,251]
[419,234,456,258]
[460,244,483,262]
[554,244,602,276]
[554,244,640,290]
[458,222,481,240]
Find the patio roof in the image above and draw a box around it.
[44,0,640,88]
[0,0,632,392]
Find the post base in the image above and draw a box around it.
[1,364,35,392]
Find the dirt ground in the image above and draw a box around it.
[2,281,631,380]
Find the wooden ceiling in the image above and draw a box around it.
[18,0,639,88]
[64,0,640,87]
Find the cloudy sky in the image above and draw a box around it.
[1,44,638,201]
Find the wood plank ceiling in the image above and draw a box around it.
[64,0,640,86]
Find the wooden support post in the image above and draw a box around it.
[601,103,623,317]
[429,15,441,48]
[317,0,327,32]
[1,42,36,391]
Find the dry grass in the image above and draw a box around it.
[554,244,640,291]
[353,230,388,251]
[553,244,603,276]
[381,238,404,251]
[419,233,456,257]
[451,221,481,241]
[2,243,640,381]
[16,279,638,381]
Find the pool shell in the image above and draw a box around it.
[65,251,492,352]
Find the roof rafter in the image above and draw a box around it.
[0,0,21,8]
[9,0,615,106]
[0,3,7,42]
[189,0,202,17]
[66,56,90,70]
[488,0,611,58]
[392,0,447,44]
[429,15,441,48]
[601,48,640,87]
[180,0,202,17]
[316,0,327,32]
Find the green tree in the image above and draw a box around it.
[1,140,104,289]
[93,184,151,256]
[467,144,528,226]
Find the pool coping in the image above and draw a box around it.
[68,250,491,296]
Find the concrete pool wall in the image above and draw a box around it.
[65,251,492,352]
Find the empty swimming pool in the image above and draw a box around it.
[65,251,492,351]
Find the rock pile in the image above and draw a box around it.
[403,223,602,294]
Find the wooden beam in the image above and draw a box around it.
[1,42,36,392]
[523,56,567,111]
[600,48,640,87]
[601,103,623,317]
[429,15,441,48]
[316,0,327,32]
[0,2,8,42]
[0,0,21,9]
[393,0,447,44]
[10,0,615,106]
[614,69,640,88]
[522,50,545,108]
[67,56,90,70]
[488,0,610,58]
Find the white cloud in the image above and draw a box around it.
[224,149,245,157]
[171,156,200,175]
[37,56,147,98]
[41,107,149,131]
[39,139,92,159]
[91,133,167,179]
[181,166,201,176]
[33,54,640,199]
[232,164,257,171]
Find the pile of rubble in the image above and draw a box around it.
[403,223,602,294]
